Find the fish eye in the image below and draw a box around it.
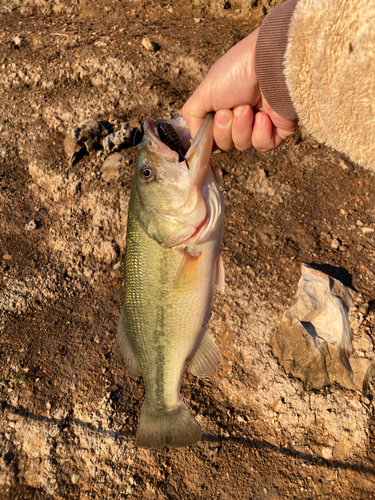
[140,166,154,181]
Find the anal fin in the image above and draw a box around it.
[188,328,222,378]
[117,305,141,380]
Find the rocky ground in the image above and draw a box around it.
[1,1,375,499]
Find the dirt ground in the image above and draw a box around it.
[1,1,375,499]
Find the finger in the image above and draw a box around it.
[252,112,290,151]
[213,109,235,152]
[232,104,254,151]
[182,83,212,140]
[182,103,204,141]
[251,112,275,151]
[252,112,297,151]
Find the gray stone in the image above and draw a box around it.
[102,123,135,153]
[64,119,113,165]
[271,264,358,390]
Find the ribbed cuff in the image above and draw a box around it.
[256,0,299,121]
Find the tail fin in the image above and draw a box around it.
[136,400,201,448]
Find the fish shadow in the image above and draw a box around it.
[3,402,374,478]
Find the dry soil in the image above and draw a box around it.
[1,1,375,499]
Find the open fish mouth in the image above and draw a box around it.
[156,122,190,168]
[143,117,192,165]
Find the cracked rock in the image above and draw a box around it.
[64,118,113,165]
[102,123,137,153]
[271,264,360,390]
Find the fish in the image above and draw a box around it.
[117,113,225,448]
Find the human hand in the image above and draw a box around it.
[182,28,297,152]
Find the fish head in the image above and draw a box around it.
[134,114,215,248]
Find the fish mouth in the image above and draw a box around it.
[156,122,189,168]
[143,118,192,166]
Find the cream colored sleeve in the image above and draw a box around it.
[285,0,375,171]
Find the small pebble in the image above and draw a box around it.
[321,447,333,460]
[348,398,362,410]
[13,35,26,48]
[25,220,37,231]
[71,474,80,485]
[339,159,350,170]
[3,254,12,260]
[331,238,340,250]
[361,227,374,234]
[94,336,100,344]
[141,38,159,52]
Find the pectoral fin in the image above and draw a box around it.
[117,305,141,380]
[188,328,222,378]
[215,251,225,291]
[174,249,201,289]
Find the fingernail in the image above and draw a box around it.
[233,105,248,118]
[216,111,231,127]
[256,113,264,127]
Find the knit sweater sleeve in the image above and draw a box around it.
[256,0,299,122]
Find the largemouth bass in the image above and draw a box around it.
[117,113,225,448]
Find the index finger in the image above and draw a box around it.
[182,84,212,140]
